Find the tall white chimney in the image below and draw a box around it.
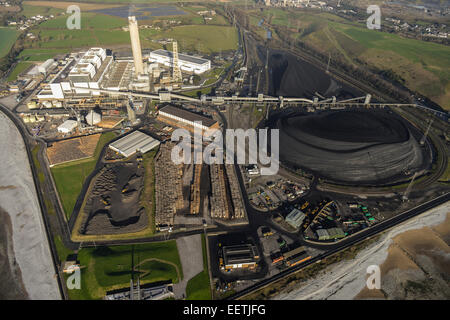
[128,16,144,76]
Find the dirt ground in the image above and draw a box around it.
[47,134,100,166]
[356,212,450,300]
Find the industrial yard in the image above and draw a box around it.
[1,0,448,303]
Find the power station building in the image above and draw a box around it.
[37,48,112,99]
[157,105,219,132]
[149,49,211,74]
[109,130,160,158]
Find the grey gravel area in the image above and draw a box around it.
[173,234,203,299]
[0,111,61,300]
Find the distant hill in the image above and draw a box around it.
[399,0,450,7]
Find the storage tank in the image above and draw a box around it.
[85,110,101,125]
[27,101,38,109]
[52,101,62,108]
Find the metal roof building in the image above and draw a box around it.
[149,49,211,74]
[285,208,305,229]
[109,130,160,157]
[158,105,218,131]
[57,120,78,133]
[223,244,259,270]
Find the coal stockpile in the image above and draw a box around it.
[80,161,148,235]
[272,109,429,184]
[268,50,360,99]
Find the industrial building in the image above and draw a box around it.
[57,119,78,133]
[222,244,259,270]
[149,49,211,74]
[37,48,113,99]
[158,105,219,132]
[38,59,55,75]
[285,208,305,229]
[109,130,160,157]
[316,227,346,241]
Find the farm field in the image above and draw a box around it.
[22,7,236,54]
[21,3,64,17]
[0,28,19,58]
[67,241,183,300]
[51,131,116,219]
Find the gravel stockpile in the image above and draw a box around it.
[273,109,426,184]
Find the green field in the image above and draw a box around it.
[186,234,211,300]
[67,241,183,300]
[0,28,19,58]
[6,61,33,81]
[51,132,116,219]
[23,9,236,54]
[21,4,64,18]
[19,48,70,61]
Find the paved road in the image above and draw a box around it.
[173,234,203,299]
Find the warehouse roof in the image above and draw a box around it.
[158,105,217,128]
[285,208,305,228]
[109,130,160,157]
[57,120,78,132]
[151,49,210,65]
[223,244,258,265]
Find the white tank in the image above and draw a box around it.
[52,101,62,108]
[85,110,101,125]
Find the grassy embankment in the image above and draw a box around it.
[51,132,116,220]
[66,241,183,300]
[186,234,212,300]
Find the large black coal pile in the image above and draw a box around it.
[272,109,428,184]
